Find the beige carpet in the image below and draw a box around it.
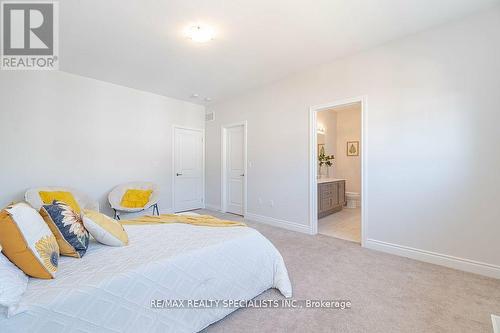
[195,209,500,333]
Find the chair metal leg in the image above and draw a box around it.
[113,209,120,220]
[153,204,159,216]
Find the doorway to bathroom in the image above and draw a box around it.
[309,97,366,245]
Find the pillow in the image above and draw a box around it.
[82,210,129,247]
[0,245,29,317]
[120,189,152,208]
[39,201,89,258]
[0,202,59,279]
[39,191,81,214]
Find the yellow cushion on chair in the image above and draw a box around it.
[39,191,81,214]
[120,189,153,208]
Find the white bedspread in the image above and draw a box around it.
[0,223,292,333]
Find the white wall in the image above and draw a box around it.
[0,71,205,215]
[205,8,500,276]
[333,104,361,194]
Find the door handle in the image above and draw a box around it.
[176,173,183,176]
[240,174,245,177]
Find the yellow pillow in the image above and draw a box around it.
[120,189,152,208]
[82,210,128,246]
[39,191,81,214]
[0,203,59,279]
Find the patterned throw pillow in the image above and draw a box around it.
[0,202,59,279]
[39,201,89,258]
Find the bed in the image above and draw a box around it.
[0,217,292,332]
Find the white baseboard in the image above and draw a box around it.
[204,204,221,211]
[245,212,313,234]
[365,239,500,279]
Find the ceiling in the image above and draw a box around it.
[60,0,499,104]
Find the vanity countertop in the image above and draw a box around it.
[317,177,346,184]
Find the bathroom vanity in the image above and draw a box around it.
[318,178,346,218]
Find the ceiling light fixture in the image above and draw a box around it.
[185,24,215,43]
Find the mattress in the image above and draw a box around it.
[0,222,292,333]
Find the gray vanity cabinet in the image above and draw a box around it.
[318,180,346,218]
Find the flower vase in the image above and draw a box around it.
[318,165,324,178]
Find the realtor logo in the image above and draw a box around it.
[1,1,58,70]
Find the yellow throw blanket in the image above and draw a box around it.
[119,214,246,228]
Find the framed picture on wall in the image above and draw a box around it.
[347,141,359,156]
[318,144,325,157]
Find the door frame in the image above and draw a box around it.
[221,121,248,216]
[172,125,206,213]
[309,96,367,246]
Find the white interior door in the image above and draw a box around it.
[225,125,245,215]
[173,127,204,212]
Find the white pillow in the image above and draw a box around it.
[82,210,129,247]
[0,246,29,318]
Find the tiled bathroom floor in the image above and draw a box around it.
[318,207,361,243]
